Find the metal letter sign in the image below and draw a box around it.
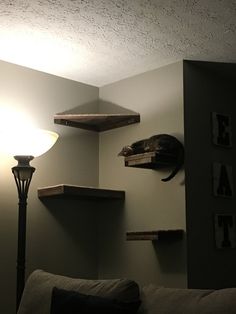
[214,214,236,249]
[212,112,232,147]
[213,162,233,198]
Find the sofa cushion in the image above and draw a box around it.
[50,287,141,314]
[17,270,140,314]
[139,284,236,314]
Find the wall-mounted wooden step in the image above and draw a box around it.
[126,229,183,241]
[38,184,125,200]
[124,152,177,169]
[54,113,140,132]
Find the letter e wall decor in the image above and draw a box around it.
[212,112,232,147]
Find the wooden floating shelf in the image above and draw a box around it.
[126,229,184,241]
[54,113,140,132]
[124,152,177,169]
[38,184,125,200]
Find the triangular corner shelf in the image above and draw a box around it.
[54,113,140,132]
[38,184,125,200]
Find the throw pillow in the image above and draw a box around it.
[50,287,141,314]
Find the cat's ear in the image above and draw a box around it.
[118,146,133,156]
[118,148,125,156]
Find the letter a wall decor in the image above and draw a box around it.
[213,162,233,198]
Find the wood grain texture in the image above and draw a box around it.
[38,184,125,200]
[126,229,184,241]
[124,152,177,169]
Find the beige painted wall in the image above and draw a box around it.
[0,59,187,313]
[0,60,99,313]
[98,62,187,288]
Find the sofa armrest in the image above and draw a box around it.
[17,269,140,314]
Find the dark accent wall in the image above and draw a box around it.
[184,60,236,289]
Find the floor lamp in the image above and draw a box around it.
[8,129,59,311]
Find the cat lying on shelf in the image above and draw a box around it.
[118,134,184,182]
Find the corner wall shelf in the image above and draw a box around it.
[38,184,125,200]
[124,152,177,169]
[54,113,140,132]
[126,229,183,241]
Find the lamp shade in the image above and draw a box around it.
[2,128,59,157]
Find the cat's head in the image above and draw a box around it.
[118,146,133,157]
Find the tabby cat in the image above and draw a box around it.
[118,134,184,182]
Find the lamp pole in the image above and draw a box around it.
[7,128,58,311]
[12,156,35,311]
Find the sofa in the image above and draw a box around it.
[17,269,236,314]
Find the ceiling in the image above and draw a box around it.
[0,0,235,87]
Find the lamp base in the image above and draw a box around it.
[14,155,34,165]
[12,156,35,182]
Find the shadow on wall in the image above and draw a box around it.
[153,234,187,274]
[31,198,99,278]
[55,99,139,115]
[38,198,126,279]
[96,200,127,277]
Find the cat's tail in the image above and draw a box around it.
[161,145,184,182]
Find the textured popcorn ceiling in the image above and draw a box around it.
[0,0,235,86]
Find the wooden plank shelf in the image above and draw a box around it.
[38,184,125,200]
[126,229,183,241]
[54,113,140,132]
[124,152,177,169]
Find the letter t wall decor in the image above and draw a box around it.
[214,214,236,249]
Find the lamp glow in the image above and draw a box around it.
[2,129,59,157]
